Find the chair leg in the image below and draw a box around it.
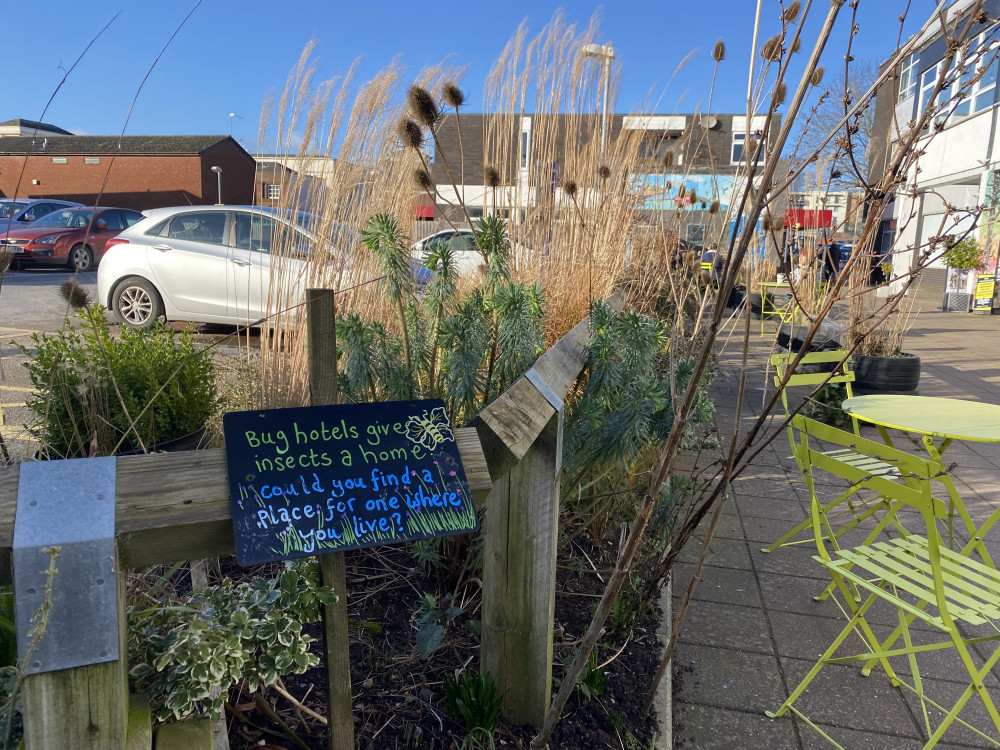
[768,592,890,719]
[762,487,892,555]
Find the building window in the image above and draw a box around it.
[898,53,918,102]
[918,62,944,129]
[918,28,1000,129]
[520,130,531,169]
[687,224,705,245]
[266,183,281,200]
[970,28,999,112]
[84,157,100,165]
[731,132,745,164]
[50,157,67,164]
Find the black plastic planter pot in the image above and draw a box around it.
[118,425,209,455]
[850,353,921,394]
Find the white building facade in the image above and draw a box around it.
[873,0,1000,311]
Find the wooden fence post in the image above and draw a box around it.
[15,457,130,749]
[475,293,622,728]
[480,382,562,727]
[306,288,355,750]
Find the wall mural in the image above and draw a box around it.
[631,173,739,212]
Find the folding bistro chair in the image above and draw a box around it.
[767,416,1000,749]
[762,351,907,557]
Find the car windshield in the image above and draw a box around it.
[31,210,94,228]
[0,201,28,219]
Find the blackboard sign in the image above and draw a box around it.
[222,399,478,566]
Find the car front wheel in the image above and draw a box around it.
[112,276,165,329]
[68,244,94,272]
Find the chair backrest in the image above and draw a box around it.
[791,414,945,546]
[771,350,859,442]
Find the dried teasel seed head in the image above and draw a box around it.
[684,250,696,266]
[662,151,674,168]
[761,35,782,61]
[783,1,800,23]
[790,37,801,54]
[810,67,825,86]
[598,164,611,180]
[485,165,501,189]
[407,85,440,128]
[396,118,424,150]
[700,201,707,210]
[443,82,466,109]
[60,280,92,309]
[712,39,726,62]
[564,179,578,198]
[709,199,720,215]
[774,82,787,105]
[679,186,687,198]
[689,189,698,204]
[665,181,672,191]
[762,215,772,230]
[414,168,433,191]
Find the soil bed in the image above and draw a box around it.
[225,540,662,749]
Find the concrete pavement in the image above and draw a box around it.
[671,269,1000,749]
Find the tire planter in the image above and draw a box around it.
[850,353,921,394]
[726,285,747,309]
[749,291,771,318]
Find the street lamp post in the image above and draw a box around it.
[581,43,615,164]
[211,166,223,205]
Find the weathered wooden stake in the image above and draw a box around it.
[306,288,354,750]
[476,293,621,728]
[481,407,561,727]
[21,573,129,749]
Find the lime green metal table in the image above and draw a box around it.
[842,394,1000,561]
[758,281,793,336]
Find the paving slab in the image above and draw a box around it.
[671,271,1000,748]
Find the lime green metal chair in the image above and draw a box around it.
[762,351,907,558]
[767,415,1000,749]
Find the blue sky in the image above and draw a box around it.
[9,1,930,152]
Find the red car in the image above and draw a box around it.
[0,206,144,271]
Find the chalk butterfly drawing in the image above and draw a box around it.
[404,407,454,452]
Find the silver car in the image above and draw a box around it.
[0,198,82,228]
[97,205,351,329]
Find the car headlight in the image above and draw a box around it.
[33,235,60,245]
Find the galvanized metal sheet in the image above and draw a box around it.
[13,457,118,674]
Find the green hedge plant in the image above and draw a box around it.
[20,304,219,458]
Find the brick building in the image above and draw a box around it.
[0,135,256,210]
[429,112,782,246]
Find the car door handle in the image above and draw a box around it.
[151,244,173,252]
[231,258,251,267]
